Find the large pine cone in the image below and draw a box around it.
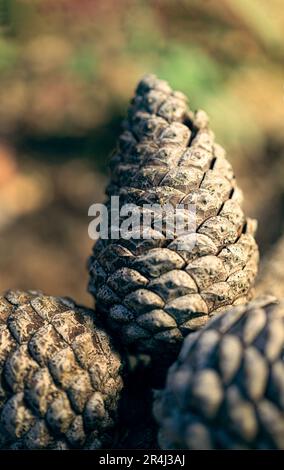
[88,74,259,364]
[154,296,284,449]
[0,290,123,449]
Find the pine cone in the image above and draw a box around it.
[88,74,259,365]
[257,234,284,298]
[0,290,123,449]
[154,296,284,449]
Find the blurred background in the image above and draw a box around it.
[0,0,283,306]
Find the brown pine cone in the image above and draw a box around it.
[154,296,284,449]
[88,74,259,366]
[0,290,123,449]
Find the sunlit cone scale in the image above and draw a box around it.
[154,296,284,449]
[0,290,123,449]
[88,74,259,364]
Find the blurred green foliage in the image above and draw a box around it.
[0,0,282,167]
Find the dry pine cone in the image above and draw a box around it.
[0,290,123,449]
[88,74,259,363]
[154,296,284,449]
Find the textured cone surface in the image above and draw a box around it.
[0,290,123,449]
[257,235,284,298]
[88,74,259,362]
[154,296,284,449]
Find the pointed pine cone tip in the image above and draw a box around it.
[0,290,123,449]
[134,75,210,131]
[88,74,259,370]
[129,74,190,129]
[135,74,175,96]
[154,296,284,450]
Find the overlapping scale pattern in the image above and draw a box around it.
[0,290,123,449]
[88,74,259,362]
[154,296,284,449]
